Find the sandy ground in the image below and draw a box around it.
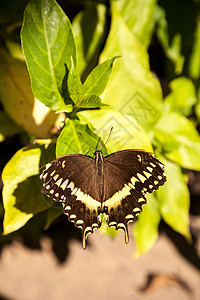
[0,222,199,300]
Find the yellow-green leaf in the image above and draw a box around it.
[0,48,65,138]
[78,108,153,153]
[115,0,157,48]
[2,146,51,235]
[134,194,161,257]
[100,2,163,131]
[157,157,191,240]
[154,112,200,170]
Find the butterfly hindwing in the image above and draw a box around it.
[40,154,101,248]
[103,150,166,241]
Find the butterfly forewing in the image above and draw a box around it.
[40,154,102,248]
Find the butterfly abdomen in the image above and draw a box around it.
[95,151,105,210]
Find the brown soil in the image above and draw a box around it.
[0,223,199,300]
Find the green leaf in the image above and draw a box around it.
[21,0,77,111]
[56,118,106,158]
[2,146,51,235]
[72,3,107,79]
[82,56,119,96]
[195,87,200,121]
[76,95,108,109]
[78,109,153,153]
[99,214,118,239]
[115,0,157,48]
[68,57,113,108]
[133,194,161,257]
[164,77,197,116]
[157,157,191,239]
[189,17,200,79]
[154,112,200,170]
[100,2,163,131]
[67,57,83,104]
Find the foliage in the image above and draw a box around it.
[0,0,200,256]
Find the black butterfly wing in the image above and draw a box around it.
[40,154,101,249]
[103,150,166,243]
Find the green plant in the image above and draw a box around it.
[1,0,200,256]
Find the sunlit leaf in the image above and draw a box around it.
[115,0,157,48]
[189,18,200,79]
[157,157,191,239]
[67,57,83,104]
[76,95,107,109]
[100,2,163,131]
[82,56,119,96]
[78,109,153,153]
[2,146,52,235]
[21,0,77,111]
[164,77,197,116]
[195,87,200,121]
[67,56,113,108]
[0,48,65,138]
[154,112,200,170]
[134,194,161,257]
[56,118,106,157]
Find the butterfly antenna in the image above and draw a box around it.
[79,133,96,153]
[100,127,113,151]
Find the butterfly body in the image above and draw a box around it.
[40,149,166,248]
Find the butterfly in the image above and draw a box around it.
[40,149,166,248]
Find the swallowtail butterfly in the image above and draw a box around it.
[40,149,166,248]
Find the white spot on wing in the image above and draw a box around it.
[125,214,134,219]
[131,177,139,185]
[60,179,69,190]
[71,187,78,195]
[133,207,141,212]
[45,163,52,170]
[53,174,59,181]
[150,162,156,168]
[65,206,71,210]
[76,220,84,225]
[138,198,144,202]
[147,166,153,173]
[55,178,62,187]
[67,181,74,190]
[70,214,76,219]
[137,173,146,183]
[42,173,48,179]
[143,171,152,179]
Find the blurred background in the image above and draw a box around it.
[0,0,200,299]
